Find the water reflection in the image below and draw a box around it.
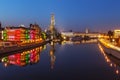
[98,43,120,75]
[1,46,45,67]
[0,42,56,69]
[49,41,56,69]
[0,41,120,80]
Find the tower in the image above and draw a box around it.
[49,14,56,39]
[50,14,55,32]
[51,14,55,26]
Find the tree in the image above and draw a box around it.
[41,32,47,40]
[108,30,113,42]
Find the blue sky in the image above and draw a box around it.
[0,0,120,32]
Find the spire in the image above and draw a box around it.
[51,14,55,27]
[49,14,55,33]
[49,13,56,40]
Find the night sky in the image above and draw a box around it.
[0,0,120,32]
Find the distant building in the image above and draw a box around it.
[74,32,99,38]
[61,31,99,40]
[61,32,74,37]
[85,28,89,34]
[114,29,120,38]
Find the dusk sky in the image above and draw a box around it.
[0,0,120,32]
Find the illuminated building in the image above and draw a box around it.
[114,29,120,38]
[2,26,26,41]
[61,32,74,37]
[48,14,58,40]
[30,23,42,40]
[2,24,41,43]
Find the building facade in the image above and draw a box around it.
[1,24,42,44]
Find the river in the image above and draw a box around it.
[0,41,120,80]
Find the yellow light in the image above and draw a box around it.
[1,58,4,62]
[63,36,66,39]
[112,39,115,42]
[99,39,120,51]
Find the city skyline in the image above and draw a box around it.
[0,0,120,32]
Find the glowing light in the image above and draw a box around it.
[99,39,120,52]
[110,63,113,67]
[4,63,8,67]
[98,42,120,76]
[116,70,119,74]
[63,36,66,39]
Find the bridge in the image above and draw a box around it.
[74,32,99,38]
[61,32,100,39]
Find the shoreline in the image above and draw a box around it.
[99,39,120,59]
[0,40,50,56]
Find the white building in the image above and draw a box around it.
[114,30,120,38]
[61,32,74,37]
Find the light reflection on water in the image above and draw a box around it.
[0,41,120,80]
[0,42,56,69]
[98,43,120,76]
[1,46,46,67]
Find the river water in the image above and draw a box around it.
[0,41,120,80]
